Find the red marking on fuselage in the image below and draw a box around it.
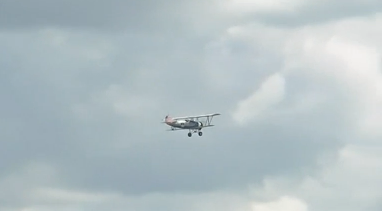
[165,115,175,125]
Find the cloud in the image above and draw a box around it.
[222,0,305,14]
[232,73,286,125]
[217,9,382,211]
[282,14,382,139]
[73,83,160,120]
[249,144,382,211]
[220,0,382,28]
[251,196,308,211]
[2,0,382,211]
[0,0,180,30]
[238,13,382,211]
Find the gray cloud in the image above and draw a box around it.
[1,0,382,210]
[232,0,382,27]
[1,0,381,32]
[0,0,169,30]
[0,28,344,196]
[0,0,226,36]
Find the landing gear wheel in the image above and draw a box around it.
[198,131,203,136]
[188,132,192,137]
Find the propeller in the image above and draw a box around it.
[161,114,169,123]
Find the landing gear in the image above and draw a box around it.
[187,129,203,137]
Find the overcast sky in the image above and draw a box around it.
[1,0,382,210]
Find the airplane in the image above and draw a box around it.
[162,113,221,137]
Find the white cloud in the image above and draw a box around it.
[220,12,382,211]
[232,73,285,125]
[282,14,382,139]
[250,144,382,211]
[251,196,308,211]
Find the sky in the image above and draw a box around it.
[1,0,382,210]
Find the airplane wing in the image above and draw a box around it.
[166,125,215,131]
[166,128,185,131]
[172,113,221,120]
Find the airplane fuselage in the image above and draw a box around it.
[166,119,203,130]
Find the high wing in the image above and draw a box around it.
[172,113,221,120]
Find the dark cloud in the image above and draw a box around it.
[0,0,226,35]
[0,0,166,30]
[1,0,381,33]
[0,29,346,196]
[1,0,381,210]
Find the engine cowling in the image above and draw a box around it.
[198,121,203,128]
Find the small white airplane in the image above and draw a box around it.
[162,113,221,137]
